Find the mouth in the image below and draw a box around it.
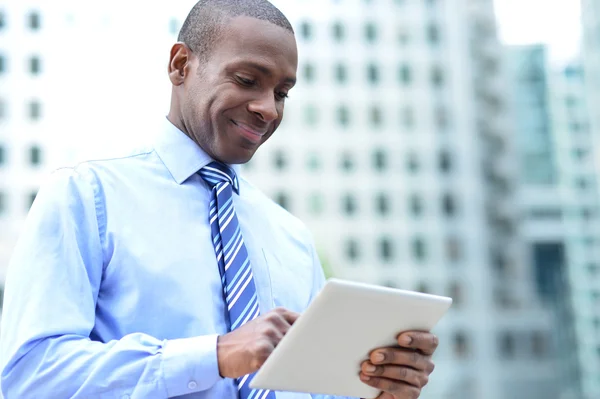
[231,120,267,144]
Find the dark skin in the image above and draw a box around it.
[167,15,439,399]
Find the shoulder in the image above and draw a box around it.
[36,143,159,205]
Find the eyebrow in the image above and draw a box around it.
[242,62,296,86]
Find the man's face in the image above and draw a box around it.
[177,16,298,164]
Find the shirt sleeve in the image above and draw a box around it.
[0,168,222,399]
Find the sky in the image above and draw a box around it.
[494,0,582,63]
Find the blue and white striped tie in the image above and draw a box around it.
[199,161,276,399]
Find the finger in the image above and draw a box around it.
[369,348,434,372]
[361,362,430,388]
[397,331,439,355]
[359,374,421,399]
[272,307,301,325]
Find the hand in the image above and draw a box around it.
[359,331,438,399]
[217,307,300,379]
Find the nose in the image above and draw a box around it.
[247,92,279,122]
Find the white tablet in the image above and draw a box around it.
[250,278,452,398]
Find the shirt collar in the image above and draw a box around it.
[154,117,242,185]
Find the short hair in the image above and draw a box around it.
[178,0,294,64]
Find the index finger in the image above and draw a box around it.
[397,332,439,356]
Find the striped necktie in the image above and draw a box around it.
[199,161,275,399]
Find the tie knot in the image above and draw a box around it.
[199,161,240,193]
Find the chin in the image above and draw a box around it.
[218,148,256,165]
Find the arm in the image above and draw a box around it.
[0,168,222,399]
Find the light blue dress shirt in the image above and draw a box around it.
[0,118,358,399]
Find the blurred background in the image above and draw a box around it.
[0,0,599,398]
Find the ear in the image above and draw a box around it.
[168,42,193,86]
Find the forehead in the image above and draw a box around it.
[212,16,298,74]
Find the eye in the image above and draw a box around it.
[236,76,256,86]
[275,91,289,101]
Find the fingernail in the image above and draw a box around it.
[373,352,385,362]
[401,335,413,346]
[365,365,376,372]
[361,374,371,381]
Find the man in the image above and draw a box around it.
[0,1,438,398]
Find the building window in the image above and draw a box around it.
[337,105,350,127]
[345,238,360,262]
[576,177,589,190]
[29,100,41,121]
[0,191,5,215]
[531,331,548,358]
[369,106,383,128]
[573,148,587,161]
[306,152,321,172]
[0,54,5,74]
[453,332,469,358]
[375,193,390,216]
[381,280,398,288]
[402,106,415,130]
[300,21,312,40]
[364,22,377,42]
[442,194,457,217]
[439,150,452,173]
[399,64,412,85]
[379,237,394,262]
[373,149,387,171]
[305,104,319,126]
[407,152,419,173]
[303,63,315,83]
[28,191,37,210]
[308,193,324,216]
[412,237,427,262]
[446,236,462,262]
[335,63,348,84]
[275,192,290,211]
[416,282,430,293]
[0,144,5,165]
[570,122,582,133]
[273,150,287,171]
[435,105,450,129]
[588,263,599,277]
[340,152,355,172]
[169,18,179,35]
[28,11,41,30]
[332,21,345,41]
[427,23,440,45]
[398,27,410,45]
[0,99,5,119]
[29,56,41,75]
[0,11,5,30]
[582,208,594,221]
[498,332,515,359]
[342,194,358,216]
[29,146,41,166]
[409,194,423,217]
[431,65,445,88]
[367,64,380,85]
[448,282,463,307]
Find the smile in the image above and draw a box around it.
[231,120,267,143]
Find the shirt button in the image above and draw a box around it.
[188,380,198,390]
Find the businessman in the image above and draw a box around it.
[0,1,438,398]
